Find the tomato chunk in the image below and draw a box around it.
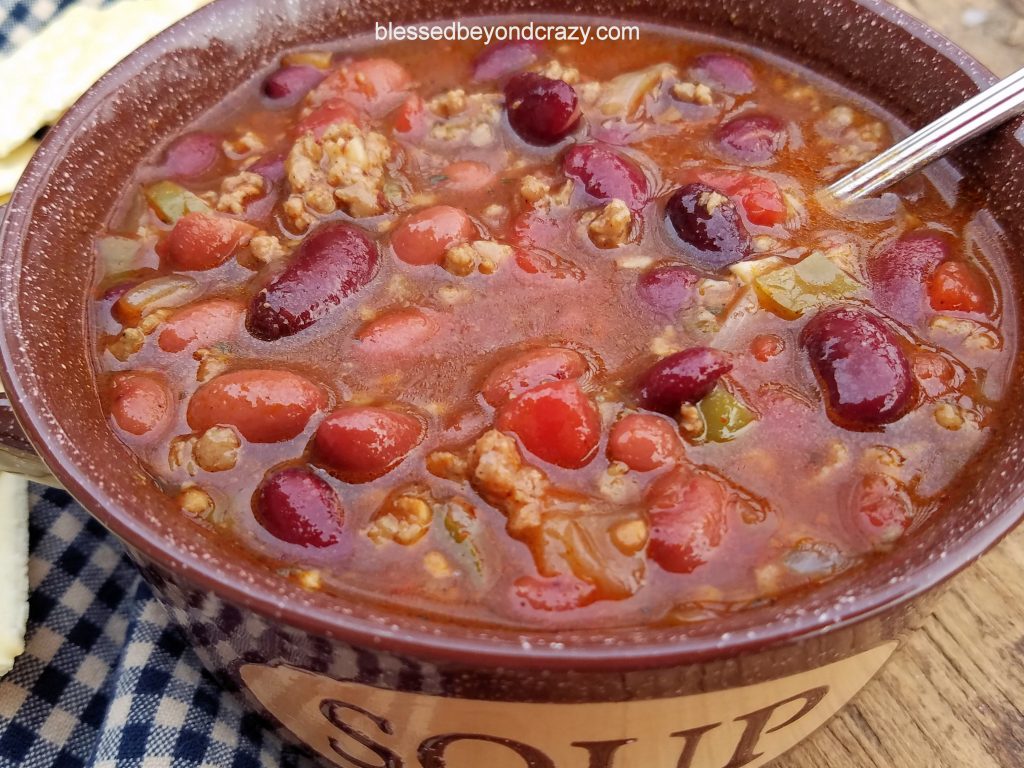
[850,474,913,549]
[313,406,424,482]
[166,212,255,271]
[481,347,588,407]
[927,260,993,314]
[607,413,685,471]
[646,469,727,573]
[107,372,173,436]
[158,299,244,353]
[187,369,326,443]
[496,380,600,468]
[689,169,786,226]
[391,205,475,266]
[513,574,597,612]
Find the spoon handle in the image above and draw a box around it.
[826,66,1024,201]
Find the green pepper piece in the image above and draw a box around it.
[144,180,210,223]
[442,501,485,577]
[753,250,859,319]
[698,386,756,443]
[96,235,141,276]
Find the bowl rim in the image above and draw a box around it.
[1,0,1020,671]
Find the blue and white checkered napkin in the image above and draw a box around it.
[0,0,316,765]
[0,489,315,765]
[0,486,315,768]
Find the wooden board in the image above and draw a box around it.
[779,3,1024,765]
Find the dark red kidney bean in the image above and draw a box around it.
[801,306,914,427]
[637,265,701,315]
[472,41,543,82]
[665,182,751,270]
[505,73,581,146]
[254,467,345,548]
[247,222,379,340]
[646,470,727,574]
[248,153,286,186]
[262,65,326,105]
[638,348,733,414]
[714,114,787,164]
[562,143,649,211]
[162,132,221,179]
[691,52,755,94]
[866,230,950,324]
[313,406,424,482]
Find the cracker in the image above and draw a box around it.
[0,472,29,678]
[0,0,211,158]
[0,139,40,199]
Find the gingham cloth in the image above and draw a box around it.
[0,487,314,768]
[0,0,315,765]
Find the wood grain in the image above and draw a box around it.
[779,7,1024,765]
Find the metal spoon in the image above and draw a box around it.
[826,66,1024,202]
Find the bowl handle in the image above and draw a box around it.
[0,203,61,487]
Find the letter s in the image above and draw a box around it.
[320,699,403,768]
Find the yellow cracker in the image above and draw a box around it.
[0,0,211,158]
[0,139,40,198]
[0,471,29,678]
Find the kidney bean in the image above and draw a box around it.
[166,212,255,271]
[481,347,589,407]
[262,65,326,105]
[247,222,379,340]
[495,379,599,468]
[636,265,701,315]
[313,406,424,481]
[691,52,755,94]
[866,230,950,323]
[296,98,364,139]
[162,132,222,178]
[714,113,788,164]
[187,369,327,443]
[607,413,685,471]
[390,205,475,266]
[254,467,344,548]
[311,58,411,116]
[665,182,751,270]
[800,306,914,427]
[248,153,286,186]
[439,161,498,196]
[107,372,173,436]
[505,72,581,146]
[472,41,543,82]
[637,348,733,415]
[562,143,649,211]
[158,299,245,353]
[646,469,727,574]
[355,307,440,354]
[850,473,913,549]
[927,260,993,314]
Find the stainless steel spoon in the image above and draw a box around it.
[825,66,1024,202]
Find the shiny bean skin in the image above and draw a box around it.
[247,222,379,340]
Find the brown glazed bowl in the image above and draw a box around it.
[1,0,1023,765]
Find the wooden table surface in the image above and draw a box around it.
[780,6,1024,765]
